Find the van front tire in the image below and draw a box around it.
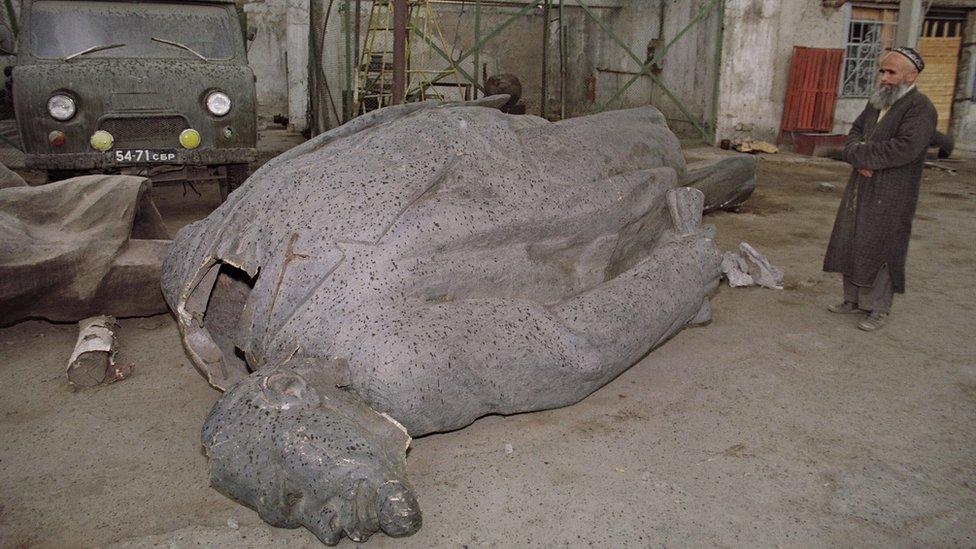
[219,163,250,201]
[46,169,84,183]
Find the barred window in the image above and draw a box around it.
[841,9,896,97]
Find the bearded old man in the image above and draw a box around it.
[824,47,937,331]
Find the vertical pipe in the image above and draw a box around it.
[352,0,361,116]
[709,0,725,144]
[308,0,317,134]
[541,0,551,118]
[652,0,666,107]
[354,0,361,70]
[559,0,565,119]
[392,0,407,104]
[343,0,352,121]
[474,0,482,99]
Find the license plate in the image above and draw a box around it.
[112,149,178,163]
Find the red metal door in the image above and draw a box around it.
[781,46,844,133]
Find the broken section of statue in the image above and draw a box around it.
[162,97,725,544]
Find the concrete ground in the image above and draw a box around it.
[1,148,974,547]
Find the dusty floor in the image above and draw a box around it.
[1,149,974,547]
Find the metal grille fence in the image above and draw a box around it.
[842,21,885,97]
[308,1,725,143]
[100,116,189,147]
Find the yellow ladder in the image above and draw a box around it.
[355,1,468,115]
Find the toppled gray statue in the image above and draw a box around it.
[162,97,725,544]
[684,155,757,212]
[0,173,171,326]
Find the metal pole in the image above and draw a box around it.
[474,0,481,99]
[708,0,725,143]
[343,0,352,121]
[309,0,317,134]
[559,0,565,119]
[354,0,361,70]
[541,0,551,118]
[392,0,408,104]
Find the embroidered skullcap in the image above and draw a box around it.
[891,47,924,72]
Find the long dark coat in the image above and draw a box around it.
[823,88,937,293]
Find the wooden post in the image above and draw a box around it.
[473,0,481,99]
[541,0,551,118]
[392,0,408,105]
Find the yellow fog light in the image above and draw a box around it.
[179,128,201,149]
[90,130,113,152]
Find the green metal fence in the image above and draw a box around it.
[576,0,724,142]
[330,0,724,143]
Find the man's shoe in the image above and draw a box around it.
[858,312,888,331]
[828,301,861,314]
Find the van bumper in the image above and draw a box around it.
[25,148,257,170]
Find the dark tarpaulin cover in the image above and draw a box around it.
[0,174,171,325]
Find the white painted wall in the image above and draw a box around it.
[244,0,289,122]
[248,0,976,147]
[715,0,782,142]
[244,0,318,132]
[715,1,975,146]
[715,0,847,143]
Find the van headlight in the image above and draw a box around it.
[48,94,76,121]
[206,91,231,116]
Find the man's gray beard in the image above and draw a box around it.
[869,82,911,109]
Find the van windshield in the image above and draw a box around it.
[30,1,239,60]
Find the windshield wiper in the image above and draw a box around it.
[63,43,125,61]
[151,37,209,61]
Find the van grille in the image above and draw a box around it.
[100,116,189,147]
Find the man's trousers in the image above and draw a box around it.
[843,264,893,313]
